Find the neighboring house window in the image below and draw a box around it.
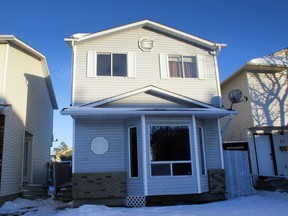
[159,53,206,79]
[198,126,207,175]
[168,55,198,78]
[87,51,136,78]
[149,125,192,176]
[129,127,138,178]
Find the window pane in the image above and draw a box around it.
[113,54,127,76]
[129,127,138,177]
[183,56,197,78]
[97,54,111,76]
[168,55,183,77]
[172,163,192,176]
[150,126,191,161]
[151,164,170,176]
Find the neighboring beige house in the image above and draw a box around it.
[0,35,58,203]
[221,48,288,185]
[62,20,237,207]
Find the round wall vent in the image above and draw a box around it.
[91,137,108,155]
[138,37,154,52]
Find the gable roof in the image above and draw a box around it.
[61,85,238,119]
[0,35,58,109]
[64,19,226,51]
[80,85,217,109]
[221,52,288,87]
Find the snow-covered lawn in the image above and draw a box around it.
[0,190,287,216]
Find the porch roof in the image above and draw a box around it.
[61,107,238,119]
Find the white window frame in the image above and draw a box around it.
[128,126,139,178]
[86,51,136,78]
[97,52,127,77]
[159,53,206,79]
[148,124,193,177]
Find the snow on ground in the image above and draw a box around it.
[0,190,287,216]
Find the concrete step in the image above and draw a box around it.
[22,184,51,200]
[256,179,288,192]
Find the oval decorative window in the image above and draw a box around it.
[91,137,108,155]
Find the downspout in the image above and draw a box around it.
[212,45,223,108]
[70,40,76,106]
[221,113,234,134]
[141,115,148,196]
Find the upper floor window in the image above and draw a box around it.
[86,51,136,78]
[159,53,206,79]
[97,53,127,77]
[168,55,198,78]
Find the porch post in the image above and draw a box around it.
[217,119,224,169]
[192,115,201,193]
[141,115,148,196]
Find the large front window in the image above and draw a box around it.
[149,125,192,176]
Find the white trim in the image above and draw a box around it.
[72,119,75,173]
[61,107,238,117]
[86,51,96,78]
[0,44,9,104]
[159,53,169,79]
[192,115,201,193]
[141,115,148,196]
[68,20,225,51]
[217,119,224,169]
[127,52,136,78]
[71,41,76,106]
[81,85,217,109]
[196,55,206,79]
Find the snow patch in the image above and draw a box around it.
[0,191,287,216]
[248,55,288,67]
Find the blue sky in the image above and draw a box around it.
[0,0,287,147]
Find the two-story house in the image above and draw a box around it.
[0,35,58,204]
[62,20,236,207]
[221,48,288,187]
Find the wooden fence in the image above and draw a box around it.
[223,142,254,199]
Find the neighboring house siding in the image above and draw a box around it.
[73,27,220,107]
[247,70,288,127]
[1,44,53,196]
[74,119,126,173]
[0,45,7,95]
[221,72,253,142]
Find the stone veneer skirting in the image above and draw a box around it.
[72,170,226,207]
[72,172,126,207]
[208,169,226,194]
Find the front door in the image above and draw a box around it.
[254,134,276,176]
[23,133,33,183]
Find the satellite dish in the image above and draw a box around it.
[228,89,248,110]
[229,89,243,103]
